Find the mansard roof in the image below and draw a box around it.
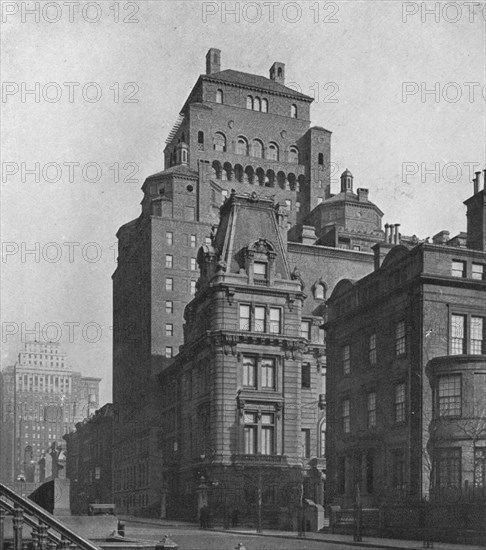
[211,191,291,278]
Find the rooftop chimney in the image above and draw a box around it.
[384,223,390,242]
[357,188,369,202]
[464,167,486,251]
[206,48,221,75]
[473,171,481,195]
[270,62,285,85]
[393,224,401,244]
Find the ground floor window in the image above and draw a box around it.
[366,451,374,494]
[436,447,461,489]
[392,450,406,492]
[475,447,486,487]
[243,411,275,455]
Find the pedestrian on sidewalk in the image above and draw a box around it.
[231,508,239,527]
[199,505,208,529]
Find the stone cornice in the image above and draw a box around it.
[163,330,310,376]
[287,241,374,260]
[200,74,314,102]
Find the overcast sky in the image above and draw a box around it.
[1,0,485,405]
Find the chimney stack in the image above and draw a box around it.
[270,62,285,85]
[394,224,401,244]
[384,224,390,242]
[473,171,481,195]
[357,188,369,202]
[206,48,221,75]
[464,168,486,251]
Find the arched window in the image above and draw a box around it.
[234,164,244,183]
[212,160,222,179]
[298,175,306,192]
[266,170,275,188]
[251,139,264,158]
[278,67,283,77]
[289,147,299,164]
[254,97,261,111]
[236,136,249,156]
[246,96,253,110]
[277,171,286,190]
[245,166,255,185]
[198,131,204,144]
[213,132,226,152]
[318,153,324,165]
[267,142,279,161]
[216,89,223,104]
[291,104,298,118]
[181,150,187,163]
[256,167,265,186]
[223,162,232,181]
[261,98,268,113]
[288,173,296,191]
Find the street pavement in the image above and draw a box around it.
[119,516,485,550]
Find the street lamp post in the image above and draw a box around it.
[16,474,26,499]
[353,483,362,542]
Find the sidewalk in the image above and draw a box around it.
[119,515,485,550]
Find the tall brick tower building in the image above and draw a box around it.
[112,49,387,516]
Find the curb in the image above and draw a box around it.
[121,518,479,550]
[210,529,457,550]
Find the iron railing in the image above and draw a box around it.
[0,482,103,550]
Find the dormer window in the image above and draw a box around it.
[216,89,223,104]
[314,283,326,300]
[245,239,277,287]
[254,262,267,280]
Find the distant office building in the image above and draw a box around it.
[0,340,101,482]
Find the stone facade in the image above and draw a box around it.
[112,48,387,517]
[325,177,486,508]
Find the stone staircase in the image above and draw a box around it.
[0,482,155,550]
